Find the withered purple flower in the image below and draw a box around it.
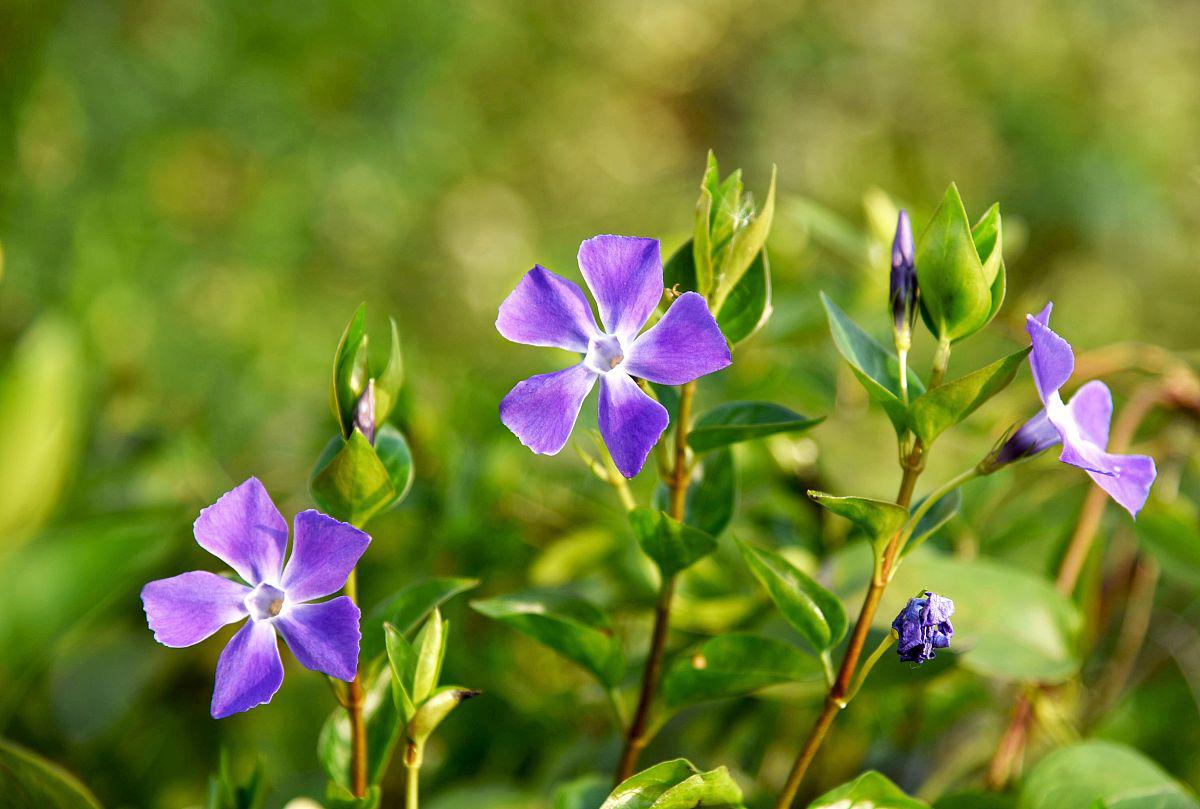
[496,235,731,478]
[892,591,954,664]
[141,478,369,718]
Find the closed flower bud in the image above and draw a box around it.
[890,210,917,342]
[980,410,1061,474]
[354,379,376,445]
[892,591,954,664]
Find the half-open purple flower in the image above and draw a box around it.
[497,235,732,478]
[1002,303,1156,518]
[141,478,370,718]
[892,591,954,663]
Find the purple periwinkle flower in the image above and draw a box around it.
[496,235,732,478]
[1016,303,1157,517]
[889,210,917,337]
[141,478,370,718]
[892,591,954,664]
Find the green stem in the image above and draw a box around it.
[344,567,368,797]
[889,466,981,567]
[929,335,952,388]
[897,346,910,406]
[404,741,422,808]
[843,631,897,704]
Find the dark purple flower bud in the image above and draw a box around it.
[892,590,954,664]
[985,410,1061,472]
[355,378,376,445]
[890,210,917,338]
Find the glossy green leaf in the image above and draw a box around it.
[603,759,744,809]
[383,623,417,720]
[822,292,924,435]
[471,591,624,687]
[902,488,963,558]
[310,430,396,527]
[716,249,772,345]
[1017,741,1199,809]
[318,667,402,789]
[689,401,823,453]
[915,183,993,343]
[374,423,415,507]
[411,609,447,704]
[711,165,775,315]
[331,303,369,437]
[1134,499,1200,587]
[374,318,404,424]
[0,738,103,808]
[657,447,738,536]
[808,771,929,808]
[663,240,699,294]
[973,204,1007,331]
[406,685,479,744]
[809,491,908,556]
[664,633,822,708]
[693,157,716,295]
[737,540,846,653]
[363,577,479,660]
[908,347,1030,445]
[630,508,718,579]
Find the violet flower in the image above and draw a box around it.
[890,210,917,338]
[892,591,954,663]
[141,478,370,718]
[497,235,731,478]
[993,303,1156,518]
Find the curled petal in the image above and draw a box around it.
[274,597,361,682]
[1088,453,1157,519]
[141,571,249,648]
[500,363,596,455]
[1048,393,1112,475]
[1066,380,1113,449]
[624,292,732,385]
[194,477,288,586]
[1026,305,1074,404]
[211,620,284,718]
[281,511,371,603]
[496,265,599,352]
[598,371,668,479]
[578,235,663,341]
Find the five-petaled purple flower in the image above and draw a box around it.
[496,235,732,478]
[141,478,370,718]
[994,303,1156,518]
[892,591,955,664]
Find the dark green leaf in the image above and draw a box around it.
[737,540,846,653]
[310,430,396,527]
[808,491,908,557]
[471,591,624,687]
[664,634,822,708]
[603,759,744,809]
[902,488,962,557]
[716,249,772,345]
[363,577,479,660]
[373,423,415,508]
[1135,499,1200,587]
[554,775,609,809]
[663,241,698,295]
[808,771,929,808]
[207,749,264,809]
[629,508,718,579]
[689,401,823,453]
[331,303,369,437]
[1017,741,1199,809]
[934,792,1014,809]
[908,347,1030,445]
[318,666,402,789]
[685,447,737,536]
[915,184,994,343]
[0,738,103,809]
[374,318,404,424]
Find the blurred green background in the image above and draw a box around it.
[1,0,1198,807]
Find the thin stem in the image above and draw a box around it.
[344,567,368,797]
[929,336,952,389]
[615,380,696,784]
[889,466,980,568]
[404,741,423,808]
[898,346,910,405]
[845,632,897,703]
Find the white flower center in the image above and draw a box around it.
[584,333,625,374]
[245,582,287,622]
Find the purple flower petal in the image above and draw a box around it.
[598,371,668,478]
[1087,453,1157,519]
[577,235,663,341]
[141,571,250,648]
[623,292,732,385]
[274,596,361,681]
[280,511,371,603]
[496,265,600,352]
[194,478,289,586]
[500,363,597,455]
[1066,380,1113,448]
[1026,305,1074,404]
[211,620,284,718]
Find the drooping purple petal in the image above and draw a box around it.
[623,292,732,385]
[496,265,600,352]
[194,478,288,586]
[274,596,361,681]
[500,363,597,455]
[598,371,668,479]
[211,620,284,718]
[1026,305,1074,404]
[1066,380,1113,448]
[577,235,663,341]
[141,571,250,648]
[280,511,370,603]
[1087,454,1157,519]
[1048,397,1113,475]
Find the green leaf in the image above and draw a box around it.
[554,775,610,809]
[908,347,1030,445]
[383,623,417,720]
[331,303,369,437]
[318,667,402,789]
[471,591,624,687]
[934,792,1014,809]
[411,608,447,703]
[808,491,908,557]
[711,165,775,315]
[693,156,716,296]
[737,540,846,653]
[207,749,264,809]
[664,633,822,708]
[603,759,744,809]
[374,423,415,508]
[915,184,996,343]
[689,401,823,453]
[902,488,962,558]
[821,292,924,435]
[1135,498,1200,587]
[808,771,929,808]
[362,577,479,660]
[685,447,737,536]
[882,550,1081,681]
[324,783,382,809]
[630,508,718,579]
[0,737,103,808]
[716,249,772,345]
[1017,741,1199,809]
[973,204,1008,332]
[406,685,479,744]
[374,318,404,424]
[663,240,698,294]
[310,430,396,526]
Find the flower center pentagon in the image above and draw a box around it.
[585,333,625,374]
[245,582,287,622]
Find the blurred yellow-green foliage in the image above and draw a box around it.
[1,1,1198,807]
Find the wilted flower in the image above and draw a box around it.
[141,478,369,718]
[889,210,917,341]
[892,591,955,663]
[497,235,731,478]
